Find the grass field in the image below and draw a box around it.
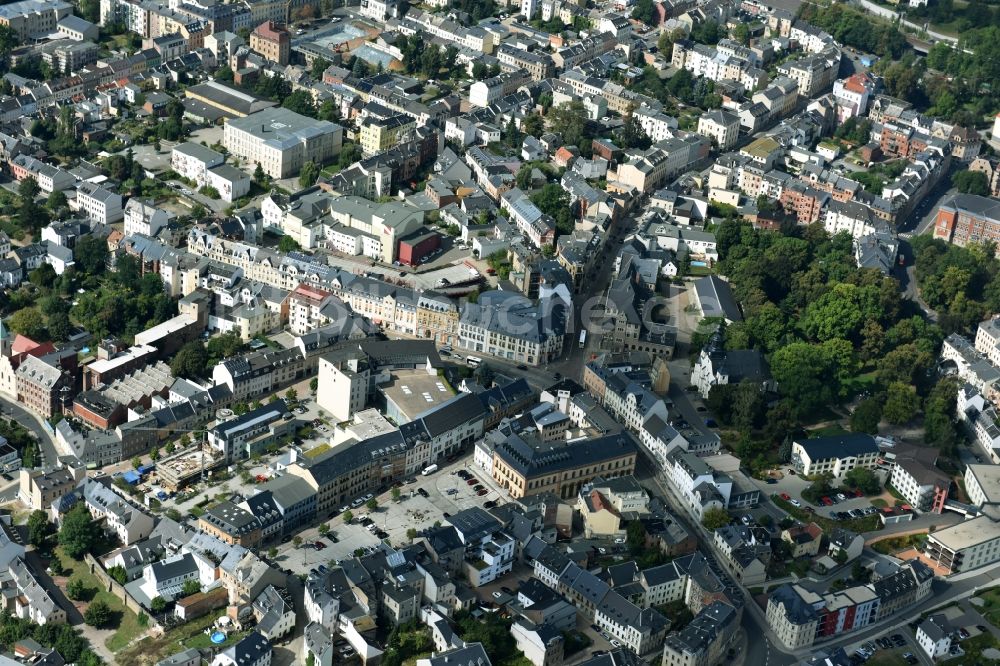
[53,547,147,653]
[117,611,249,666]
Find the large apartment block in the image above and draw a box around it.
[224,108,343,179]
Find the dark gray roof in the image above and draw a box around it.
[493,432,637,480]
[694,275,742,322]
[224,630,271,666]
[424,642,491,666]
[447,507,502,543]
[794,433,878,460]
[665,602,738,656]
[768,585,816,625]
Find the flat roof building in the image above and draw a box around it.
[224,107,343,179]
[924,515,1000,574]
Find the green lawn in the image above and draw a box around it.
[810,424,851,438]
[117,611,237,666]
[871,498,888,508]
[866,651,909,666]
[978,588,1000,626]
[53,547,146,653]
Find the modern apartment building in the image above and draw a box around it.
[924,515,1000,574]
[790,433,879,478]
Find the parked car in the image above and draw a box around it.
[484,500,497,508]
[836,493,848,502]
[417,488,429,498]
[790,499,802,507]
[766,478,777,484]
[821,497,833,506]
[314,541,326,550]
[467,478,477,485]
[780,493,792,501]
[477,489,488,496]
[474,484,484,491]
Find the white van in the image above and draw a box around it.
[421,464,439,476]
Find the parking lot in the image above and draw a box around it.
[753,468,885,520]
[846,631,923,665]
[271,453,509,569]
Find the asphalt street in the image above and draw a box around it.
[0,394,58,467]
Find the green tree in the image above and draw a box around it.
[318,523,330,536]
[701,507,730,530]
[47,312,72,342]
[293,536,303,548]
[253,163,267,185]
[150,596,167,614]
[46,189,67,212]
[522,112,544,138]
[883,382,919,424]
[73,235,108,276]
[391,487,401,502]
[107,565,128,585]
[342,510,354,523]
[58,504,100,559]
[7,308,46,341]
[285,388,298,403]
[181,579,201,596]
[67,578,89,601]
[131,456,141,469]
[283,90,317,118]
[311,56,331,80]
[952,170,990,196]
[299,161,320,188]
[844,468,881,495]
[850,398,882,434]
[84,600,111,627]
[530,183,574,236]
[406,527,418,542]
[27,510,50,546]
[545,101,592,153]
[170,341,209,379]
[18,177,40,202]
[278,236,300,253]
[309,377,318,393]
[366,498,379,511]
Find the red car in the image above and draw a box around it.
[780,493,791,501]
[821,497,833,506]
[477,489,488,496]
[466,478,477,485]
[854,489,864,498]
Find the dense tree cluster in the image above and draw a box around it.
[633,67,721,111]
[911,235,1000,334]
[713,220,949,463]
[396,35,458,79]
[530,184,574,236]
[71,256,176,342]
[797,3,907,58]
[0,611,100,665]
[951,170,990,196]
[59,504,101,559]
[545,101,595,155]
